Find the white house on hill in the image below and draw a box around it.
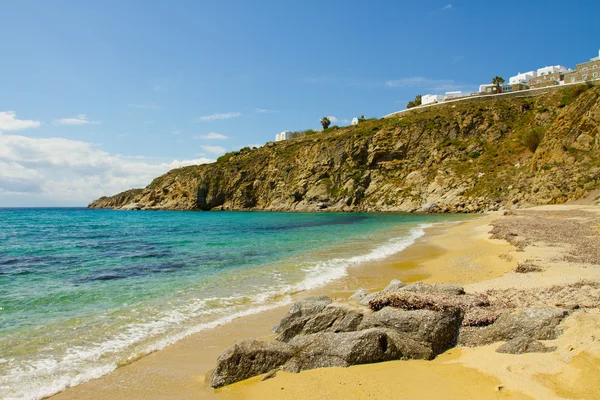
[422,94,444,105]
[537,65,567,75]
[509,71,537,84]
[444,91,463,99]
[351,117,359,125]
[275,131,292,141]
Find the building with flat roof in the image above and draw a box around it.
[564,50,600,84]
[444,91,464,100]
[530,65,568,89]
[509,71,537,85]
[536,65,568,76]
[502,83,529,93]
[479,84,500,94]
[275,131,292,141]
[422,94,444,105]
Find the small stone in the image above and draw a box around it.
[496,385,504,391]
[261,369,278,381]
[496,336,553,354]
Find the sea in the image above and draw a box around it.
[0,208,459,399]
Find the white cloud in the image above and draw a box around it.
[128,104,160,109]
[327,116,338,123]
[194,132,229,140]
[0,111,41,131]
[0,132,212,206]
[55,114,101,126]
[430,4,452,13]
[201,145,227,155]
[385,76,468,92]
[255,108,277,113]
[171,129,183,135]
[196,112,241,122]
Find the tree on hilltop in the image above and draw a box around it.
[320,117,331,130]
[492,76,505,94]
[406,94,422,109]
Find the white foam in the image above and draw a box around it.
[1,222,433,400]
[292,223,431,292]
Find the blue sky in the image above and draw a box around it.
[1,0,599,206]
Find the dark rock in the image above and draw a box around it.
[211,340,296,388]
[374,306,463,356]
[496,336,555,354]
[460,307,568,347]
[274,296,332,341]
[276,303,368,342]
[282,328,407,373]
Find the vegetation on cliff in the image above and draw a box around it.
[89,85,600,212]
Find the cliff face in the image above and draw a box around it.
[89,85,600,212]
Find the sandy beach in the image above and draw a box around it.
[50,205,600,400]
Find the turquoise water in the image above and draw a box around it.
[0,208,456,399]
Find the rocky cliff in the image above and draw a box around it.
[89,85,600,212]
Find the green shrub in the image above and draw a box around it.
[521,127,545,153]
[560,85,589,107]
[217,151,238,162]
[469,151,481,159]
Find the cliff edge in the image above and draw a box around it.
[89,85,600,212]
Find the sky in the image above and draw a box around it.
[1,0,599,206]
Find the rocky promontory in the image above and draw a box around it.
[90,85,600,212]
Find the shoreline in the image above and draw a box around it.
[49,213,506,400]
[51,205,600,399]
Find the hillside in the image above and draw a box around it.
[89,85,600,213]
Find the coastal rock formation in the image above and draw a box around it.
[373,307,462,356]
[211,339,296,388]
[210,278,596,388]
[90,85,600,212]
[282,328,420,372]
[459,307,568,347]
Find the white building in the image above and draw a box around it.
[444,91,463,100]
[509,71,537,84]
[478,84,498,94]
[422,94,444,105]
[351,117,359,125]
[536,65,568,76]
[275,131,292,142]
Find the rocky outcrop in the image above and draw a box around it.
[90,86,600,212]
[459,307,568,347]
[210,280,586,388]
[210,340,296,388]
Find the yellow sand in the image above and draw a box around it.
[51,205,600,400]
